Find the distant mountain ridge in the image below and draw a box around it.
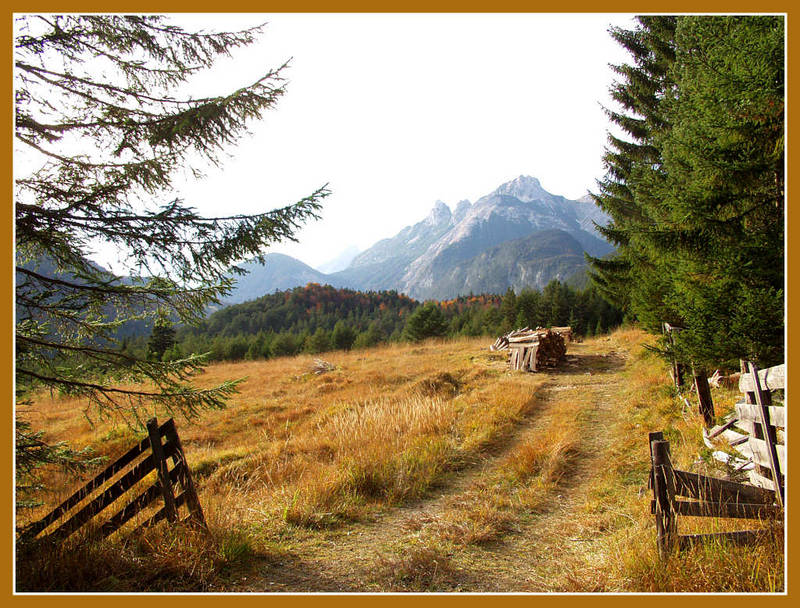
[394,177,611,299]
[223,175,612,304]
[226,254,331,304]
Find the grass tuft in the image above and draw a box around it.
[378,541,461,591]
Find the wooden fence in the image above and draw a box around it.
[703,361,785,504]
[649,358,785,556]
[661,322,721,426]
[20,417,205,544]
[649,432,781,557]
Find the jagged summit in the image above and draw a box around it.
[454,199,472,222]
[492,175,551,203]
[425,200,452,225]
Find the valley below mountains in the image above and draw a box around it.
[226,176,613,304]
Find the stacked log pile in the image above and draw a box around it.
[490,327,534,351]
[490,327,568,372]
[550,326,574,342]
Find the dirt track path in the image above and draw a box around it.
[476,371,625,592]
[240,340,630,592]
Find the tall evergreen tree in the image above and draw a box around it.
[331,320,357,351]
[15,15,328,495]
[588,16,677,329]
[500,287,517,330]
[655,16,784,368]
[589,15,784,369]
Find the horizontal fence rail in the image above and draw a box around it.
[649,431,783,558]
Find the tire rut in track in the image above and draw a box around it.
[459,358,628,592]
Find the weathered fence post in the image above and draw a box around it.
[651,438,677,558]
[692,369,715,428]
[648,431,663,492]
[164,420,207,529]
[147,417,178,523]
[740,359,766,438]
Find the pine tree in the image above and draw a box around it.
[404,303,447,342]
[15,15,328,494]
[331,320,357,351]
[655,16,784,368]
[146,310,176,361]
[500,287,517,330]
[589,15,784,369]
[587,16,677,328]
[305,328,332,354]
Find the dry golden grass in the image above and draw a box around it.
[17,336,545,590]
[363,328,783,593]
[17,329,784,592]
[377,539,462,591]
[573,328,784,593]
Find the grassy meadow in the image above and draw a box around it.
[16,328,784,592]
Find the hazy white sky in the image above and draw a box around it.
[146,13,636,270]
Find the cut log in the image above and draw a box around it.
[550,326,574,342]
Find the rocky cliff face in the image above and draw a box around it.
[415,228,591,300]
[332,199,461,291]
[393,176,612,299]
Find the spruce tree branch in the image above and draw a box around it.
[17,368,173,397]
[17,335,136,362]
[15,61,160,118]
[16,133,168,170]
[16,59,285,109]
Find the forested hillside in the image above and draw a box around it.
[124,281,622,362]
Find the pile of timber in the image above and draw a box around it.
[490,326,573,351]
[490,327,568,372]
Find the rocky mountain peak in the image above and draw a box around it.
[454,199,472,222]
[425,200,452,225]
[493,175,551,203]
